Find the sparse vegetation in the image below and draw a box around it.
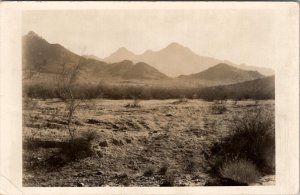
[23,99,275,186]
[24,76,274,101]
[56,63,82,142]
[22,30,276,187]
[206,107,275,184]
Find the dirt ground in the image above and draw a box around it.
[23,99,275,186]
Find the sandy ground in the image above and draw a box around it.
[23,99,275,186]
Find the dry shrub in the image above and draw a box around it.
[208,108,275,176]
[210,101,227,114]
[81,129,99,142]
[125,98,141,108]
[47,130,99,168]
[157,164,168,175]
[23,97,40,110]
[160,170,175,186]
[220,159,260,184]
[143,166,155,177]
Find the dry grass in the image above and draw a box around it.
[220,159,260,184]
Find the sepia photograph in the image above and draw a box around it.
[0,1,299,194]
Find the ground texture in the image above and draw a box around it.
[23,99,275,186]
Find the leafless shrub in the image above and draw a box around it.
[56,63,82,142]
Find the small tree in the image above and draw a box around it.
[56,63,81,142]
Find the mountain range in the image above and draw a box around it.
[103,43,274,77]
[22,31,273,87]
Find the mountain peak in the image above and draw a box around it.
[27,31,39,37]
[116,47,133,54]
[25,31,44,40]
[213,63,235,69]
[165,42,184,49]
[161,42,192,54]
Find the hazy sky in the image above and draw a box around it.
[22,8,295,68]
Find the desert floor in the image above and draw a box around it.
[23,99,275,186]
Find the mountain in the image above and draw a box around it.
[22,31,85,74]
[104,42,222,77]
[233,63,274,76]
[199,76,275,100]
[22,31,167,82]
[104,42,273,77]
[179,63,265,84]
[105,47,138,63]
[91,60,167,80]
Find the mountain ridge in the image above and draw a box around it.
[23,31,168,81]
[104,42,274,77]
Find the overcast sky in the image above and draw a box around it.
[22,8,296,68]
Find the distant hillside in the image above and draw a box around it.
[199,76,275,101]
[179,63,264,84]
[22,31,168,82]
[232,63,274,76]
[104,43,274,77]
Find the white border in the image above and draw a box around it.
[0,2,299,195]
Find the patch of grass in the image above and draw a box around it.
[220,159,260,184]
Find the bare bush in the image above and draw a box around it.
[56,63,82,142]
